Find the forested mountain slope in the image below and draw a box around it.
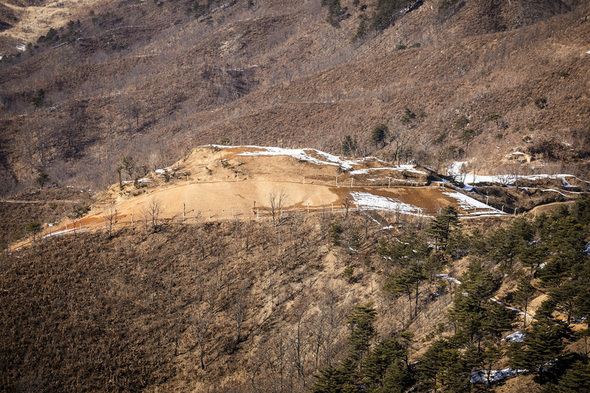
[0,0,589,195]
[2,193,590,392]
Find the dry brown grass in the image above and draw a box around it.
[0,210,459,392]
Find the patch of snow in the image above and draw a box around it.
[396,164,427,175]
[349,166,427,176]
[562,178,577,188]
[350,169,369,175]
[448,161,467,176]
[350,192,425,216]
[490,298,533,319]
[585,242,590,255]
[587,50,590,54]
[470,368,525,384]
[435,274,462,285]
[137,178,152,183]
[504,151,526,159]
[218,145,414,173]
[539,262,547,269]
[235,146,359,170]
[16,44,26,52]
[442,191,504,215]
[155,169,167,174]
[521,187,569,197]
[42,227,89,239]
[460,173,580,186]
[503,330,525,343]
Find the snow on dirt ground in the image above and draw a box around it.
[442,190,505,216]
[20,146,535,247]
[350,192,425,216]
[447,161,586,187]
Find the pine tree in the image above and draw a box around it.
[427,206,460,251]
[508,300,569,380]
[384,262,425,318]
[348,303,377,363]
[554,361,590,393]
[514,278,536,327]
[371,124,388,149]
[550,281,581,325]
[360,338,407,390]
[418,338,469,392]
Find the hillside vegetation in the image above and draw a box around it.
[0,0,589,195]
[1,0,590,391]
[2,192,590,392]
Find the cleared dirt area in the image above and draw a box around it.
[32,146,503,243]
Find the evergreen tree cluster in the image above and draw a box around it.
[312,304,414,393]
[313,197,590,391]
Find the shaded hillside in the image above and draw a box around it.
[0,0,588,195]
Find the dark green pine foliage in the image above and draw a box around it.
[444,228,470,260]
[519,244,549,277]
[373,359,412,393]
[482,301,516,343]
[348,303,378,363]
[312,356,358,393]
[378,230,430,264]
[546,361,590,393]
[360,338,411,392]
[550,280,583,325]
[538,211,587,287]
[371,0,413,30]
[486,217,534,269]
[312,305,413,393]
[341,135,358,156]
[383,262,426,318]
[426,206,460,251]
[508,300,569,381]
[418,338,470,392]
[371,124,389,149]
[448,261,501,344]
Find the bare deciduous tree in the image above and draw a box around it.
[232,281,248,345]
[194,308,211,370]
[103,204,117,237]
[142,197,161,231]
[268,189,288,226]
